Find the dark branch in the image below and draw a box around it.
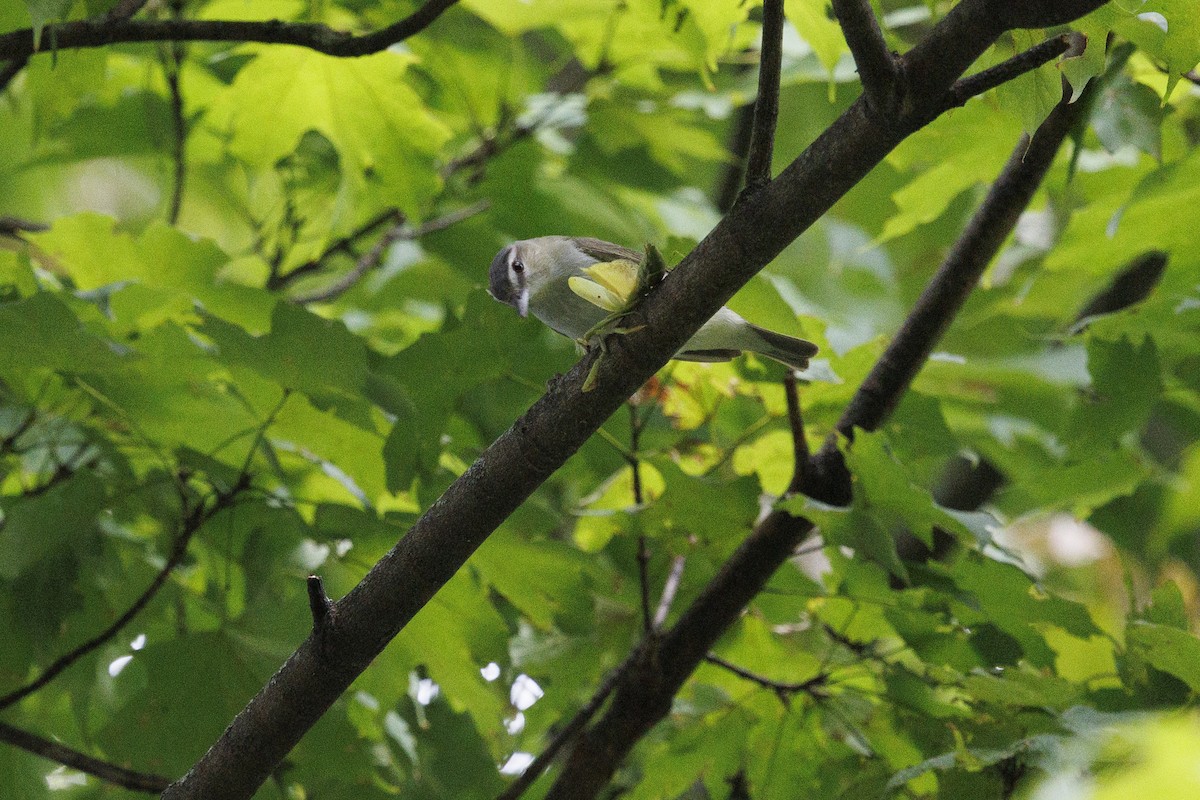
[949,34,1073,107]
[0,216,47,236]
[784,373,809,494]
[628,403,653,633]
[163,3,187,226]
[0,55,27,92]
[0,721,170,793]
[544,20,1104,800]
[290,223,406,304]
[0,486,241,710]
[831,0,897,112]
[0,0,458,61]
[743,0,784,190]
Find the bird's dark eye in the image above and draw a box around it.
[512,260,525,273]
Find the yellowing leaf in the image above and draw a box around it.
[568,276,624,312]
[584,259,639,298]
[569,259,639,313]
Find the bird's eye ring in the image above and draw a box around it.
[512,260,525,273]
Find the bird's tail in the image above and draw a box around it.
[746,324,819,371]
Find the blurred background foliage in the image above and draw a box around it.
[0,0,1199,798]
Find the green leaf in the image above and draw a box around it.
[0,471,105,580]
[202,302,368,402]
[1126,621,1200,691]
[1115,0,1200,100]
[995,29,1066,135]
[1067,336,1162,451]
[1092,72,1165,160]
[0,292,123,377]
[24,0,72,48]
[211,48,452,214]
[1145,581,1188,630]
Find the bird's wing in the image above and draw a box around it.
[572,237,644,264]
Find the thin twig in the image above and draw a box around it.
[267,209,402,291]
[0,408,37,454]
[307,574,335,629]
[287,202,489,302]
[0,394,276,710]
[0,0,460,61]
[0,216,46,236]
[704,654,828,702]
[493,647,642,800]
[831,0,896,112]
[290,224,404,304]
[948,34,1072,107]
[410,200,490,236]
[783,373,809,494]
[628,403,653,634]
[0,722,170,793]
[743,0,784,190]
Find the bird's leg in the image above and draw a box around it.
[577,309,646,349]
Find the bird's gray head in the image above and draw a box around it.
[488,242,530,317]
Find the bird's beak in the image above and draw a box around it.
[516,272,529,317]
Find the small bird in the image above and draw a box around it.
[488,236,818,370]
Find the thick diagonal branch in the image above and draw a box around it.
[162,4,1105,798]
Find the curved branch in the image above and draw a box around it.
[0,0,458,61]
[0,721,170,793]
[266,209,402,292]
[494,644,643,800]
[704,654,827,701]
